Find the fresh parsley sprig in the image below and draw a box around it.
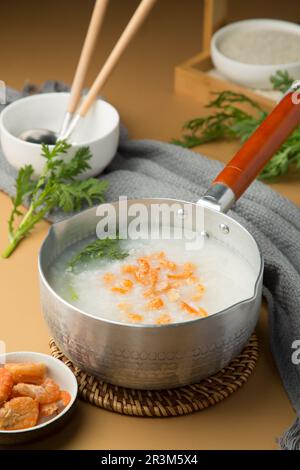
[2,141,108,258]
[173,71,300,180]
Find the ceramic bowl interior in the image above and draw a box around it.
[0,92,119,145]
[211,19,300,89]
[0,92,120,177]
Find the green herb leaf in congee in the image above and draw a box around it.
[68,285,79,301]
[69,237,129,269]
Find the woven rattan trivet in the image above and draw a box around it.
[50,333,258,417]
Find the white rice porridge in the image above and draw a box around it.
[47,232,257,325]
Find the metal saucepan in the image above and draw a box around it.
[38,84,300,389]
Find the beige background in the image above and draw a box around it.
[0,0,300,450]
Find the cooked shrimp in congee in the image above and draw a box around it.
[47,232,257,325]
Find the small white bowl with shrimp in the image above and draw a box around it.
[0,351,78,445]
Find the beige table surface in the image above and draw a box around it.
[0,0,299,450]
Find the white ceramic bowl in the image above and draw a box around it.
[0,92,120,178]
[0,351,78,445]
[211,19,300,89]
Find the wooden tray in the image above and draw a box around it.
[175,52,275,110]
[174,0,275,110]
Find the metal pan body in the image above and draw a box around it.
[38,199,263,390]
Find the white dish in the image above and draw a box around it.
[211,19,300,89]
[0,92,120,178]
[0,351,78,444]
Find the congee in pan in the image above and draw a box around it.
[47,228,257,325]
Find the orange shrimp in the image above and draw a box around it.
[149,251,176,271]
[168,270,193,280]
[149,267,160,286]
[143,288,155,298]
[0,368,13,405]
[0,397,39,430]
[39,402,59,418]
[134,269,150,285]
[180,301,208,317]
[180,301,201,316]
[156,313,172,325]
[155,280,169,293]
[127,313,144,323]
[198,307,209,317]
[186,275,198,286]
[123,279,134,289]
[5,362,46,385]
[168,262,196,280]
[111,279,134,295]
[38,378,62,405]
[196,284,205,293]
[137,258,150,275]
[122,264,137,275]
[111,287,128,294]
[168,272,190,280]
[146,297,164,310]
[143,278,168,298]
[192,284,206,301]
[118,303,143,322]
[184,262,196,271]
[103,273,116,285]
[134,273,149,285]
[60,391,71,407]
[133,258,153,285]
[39,391,71,417]
[12,378,61,405]
[159,258,177,271]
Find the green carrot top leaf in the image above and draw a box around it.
[3,140,108,258]
[270,70,294,94]
[54,179,108,213]
[68,237,129,269]
[12,164,36,208]
[8,164,37,237]
[55,146,93,180]
[172,71,300,180]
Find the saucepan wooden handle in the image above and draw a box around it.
[213,88,300,199]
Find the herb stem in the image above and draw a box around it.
[2,206,49,258]
[3,141,108,258]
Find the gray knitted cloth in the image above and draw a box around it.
[1,83,300,450]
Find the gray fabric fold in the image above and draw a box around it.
[1,83,300,449]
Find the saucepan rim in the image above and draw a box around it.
[38,197,264,329]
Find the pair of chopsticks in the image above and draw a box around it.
[59,0,157,140]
